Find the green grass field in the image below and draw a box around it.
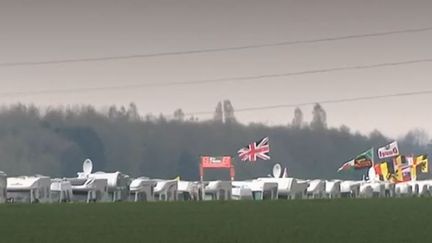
[1,198,431,243]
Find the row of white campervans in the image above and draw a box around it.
[2,160,432,203]
[3,172,432,203]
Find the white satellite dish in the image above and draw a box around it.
[272,163,282,178]
[83,159,93,176]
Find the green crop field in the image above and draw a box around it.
[1,198,431,243]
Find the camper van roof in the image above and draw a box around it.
[7,176,49,190]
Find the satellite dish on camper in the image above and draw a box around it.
[272,163,282,178]
[83,159,93,176]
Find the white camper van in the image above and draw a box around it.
[50,179,73,203]
[177,181,200,201]
[232,180,278,200]
[67,159,109,203]
[204,181,232,200]
[154,180,178,201]
[129,177,156,202]
[89,171,130,202]
[7,176,51,203]
[69,177,108,203]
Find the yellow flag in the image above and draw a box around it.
[380,163,389,181]
[393,156,404,182]
[416,155,429,173]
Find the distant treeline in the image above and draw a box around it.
[0,103,430,180]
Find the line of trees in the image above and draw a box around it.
[0,102,430,180]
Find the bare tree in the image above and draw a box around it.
[127,103,140,121]
[223,100,236,123]
[311,103,327,130]
[292,107,303,128]
[173,108,185,121]
[213,102,223,123]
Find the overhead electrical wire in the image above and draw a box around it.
[0,57,431,98]
[181,89,432,117]
[0,26,431,67]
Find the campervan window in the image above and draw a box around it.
[252,191,263,200]
[8,190,31,203]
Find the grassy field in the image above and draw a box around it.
[1,198,431,243]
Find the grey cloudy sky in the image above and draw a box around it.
[1,0,432,137]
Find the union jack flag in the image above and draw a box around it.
[237,137,271,162]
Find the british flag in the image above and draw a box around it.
[237,137,271,162]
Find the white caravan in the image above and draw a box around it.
[129,177,156,202]
[256,164,308,199]
[369,182,386,198]
[382,182,396,197]
[340,180,361,198]
[306,179,325,199]
[154,180,178,201]
[50,179,73,203]
[69,177,108,203]
[89,171,130,202]
[0,171,7,203]
[204,181,232,200]
[325,180,341,199]
[359,183,374,198]
[77,159,130,202]
[257,178,308,199]
[395,182,413,197]
[231,182,253,200]
[232,180,278,200]
[67,159,109,203]
[177,181,200,201]
[7,176,51,203]
[410,180,432,196]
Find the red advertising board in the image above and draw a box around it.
[201,156,232,168]
[200,156,235,180]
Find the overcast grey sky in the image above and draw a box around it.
[1,0,432,137]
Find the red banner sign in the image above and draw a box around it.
[201,156,232,168]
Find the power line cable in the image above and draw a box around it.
[181,89,432,117]
[1,26,432,67]
[0,57,431,97]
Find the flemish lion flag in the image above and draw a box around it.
[337,148,374,172]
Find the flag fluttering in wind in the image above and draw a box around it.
[391,154,429,182]
[238,137,270,162]
[378,141,400,159]
[393,155,415,182]
[337,148,374,172]
[416,154,429,173]
[374,161,395,181]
